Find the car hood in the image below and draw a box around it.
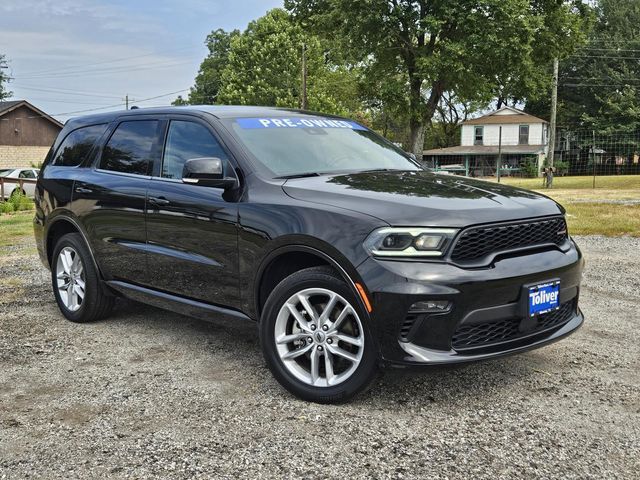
[282,171,563,227]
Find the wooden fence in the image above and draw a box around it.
[0,178,37,201]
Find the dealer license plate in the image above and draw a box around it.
[528,281,560,317]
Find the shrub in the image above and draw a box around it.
[6,191,34,212]
[520,157,539,178]
[1,201,15,214]
[553,160,569,176]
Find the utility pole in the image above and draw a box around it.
[125,94,129,110]
[497,126,503,183]
[592,130,597,189]
[301,43,308,110]
[548,58,559,167]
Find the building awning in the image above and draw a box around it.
[423,144,546,156]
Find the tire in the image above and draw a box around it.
[9,188,23,199]
[51,232,115,323]
[260,266,378,403]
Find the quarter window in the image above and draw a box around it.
[519,125,529,145]
[53,124,107,167]
[474,126,483,145]
[162,121,227,179]
[100,121,159,175]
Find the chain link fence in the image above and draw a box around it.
[424,129,640,188]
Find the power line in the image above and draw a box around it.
[577,48,640,53]
[0,88,191,121]
[563,77,640,82]
[569,55,640,60]
[19,45,202,77]
[15,59,199,81]
[563,83,640,88]
[585,38,640,44]
[14,97,128,106]
[9,84,124,99]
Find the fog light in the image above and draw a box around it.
[409,300,451,313]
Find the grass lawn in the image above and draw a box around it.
[564,203,640,236]
[498,174,640,191]
[488,175,640,237]
[0,211,35,248]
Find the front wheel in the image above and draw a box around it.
[260,266,378,403]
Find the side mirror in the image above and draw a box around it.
[182,157,238,189]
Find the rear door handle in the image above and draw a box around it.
[75,187,93,194]
[149,196,170,206]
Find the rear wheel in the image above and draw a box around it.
[51,233,114,322]
[9,188,24,199]
[260,266,378,403]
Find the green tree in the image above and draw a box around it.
[494,0,592,109]
[174,29,240,105]
[286,0,590,158]
[527,0,640,132]
[217,8,360,115]
[0,54,12,101]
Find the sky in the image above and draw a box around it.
[0,0,283,122]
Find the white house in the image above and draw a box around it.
[423,107,549,176]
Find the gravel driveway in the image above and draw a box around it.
[1,235,638,479]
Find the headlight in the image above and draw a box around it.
[363,227,458,258]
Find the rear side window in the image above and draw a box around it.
[53,124,107,167]
[18,169,36,179]
[100,120,159,175]
[162,121,228,179]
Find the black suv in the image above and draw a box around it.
[35,106,584,402]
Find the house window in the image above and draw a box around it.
[519,125,529,145]
[474,126,483,145]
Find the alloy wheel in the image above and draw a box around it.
[274,288,365,387]
[55,246,85,312]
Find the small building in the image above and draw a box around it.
[423,107,549,177]
[0,100,63,169]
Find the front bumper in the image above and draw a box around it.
[357,240,584,366]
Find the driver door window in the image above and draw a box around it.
[162,121,228,179]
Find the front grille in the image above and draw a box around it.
[450,217,567,264]
[452,301,575,351]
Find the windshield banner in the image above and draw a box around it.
[236,117,367,130]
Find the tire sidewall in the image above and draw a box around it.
[51,233,99,322]
[260,268,378,403]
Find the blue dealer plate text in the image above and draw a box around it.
[528,281,560,316]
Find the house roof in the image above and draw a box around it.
[424,144,547,156]
[0,100,64,128]
[462,107,547,125]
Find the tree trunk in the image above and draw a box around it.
[409,119,425,162]
[408,75,425,161]
[413,80,445,162]
[408,76,445,163]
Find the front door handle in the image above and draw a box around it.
[75,186,93,194]
[149,196,170,206]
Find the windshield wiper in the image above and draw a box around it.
[275,172,321,179]
[356,168,406,174]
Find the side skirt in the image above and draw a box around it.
[106,280,253,323]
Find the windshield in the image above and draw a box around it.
[224,116,421,177]
[0,169,14,177]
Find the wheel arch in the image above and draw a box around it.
[45,215,101,276]
[254,244,371,321]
